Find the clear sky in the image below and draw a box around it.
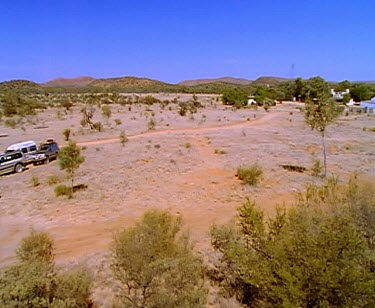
[1,0,374,83]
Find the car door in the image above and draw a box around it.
[0,156,7,175]
[0,154,14,175]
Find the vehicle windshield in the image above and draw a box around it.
[40,145,49,151]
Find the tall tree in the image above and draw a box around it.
[350,84,374,102]
[304,76,330,100]
[293,77,305,101]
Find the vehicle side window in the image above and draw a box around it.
[21,148,27,153]
[14,153,22,159]
[30,145,37,151]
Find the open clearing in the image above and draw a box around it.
[1,94,374,305]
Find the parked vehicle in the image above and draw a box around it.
[6,140,37,154]
[33,139,60,164]
[6,140,37,165]
[0,151,26,175]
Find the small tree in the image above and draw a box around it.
[58,141,85,193]
[304,98,342,176]
[119,130,128,147]
[111,210,207,307]
[62,128,71,141]
[101,105,111,122]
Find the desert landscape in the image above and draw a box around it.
[0,93,374,305]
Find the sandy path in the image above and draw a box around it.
[77,112,280,147]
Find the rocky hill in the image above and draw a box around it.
[89,76,170,88]
[179,77,252,86]
[43,76,95,87]
[252,76,292,86]
[0,79,40,90]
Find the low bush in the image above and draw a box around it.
[4,118,17,129]
[311,160,323,176]
[237,164,263,185]
[214,149,227,154]
[47,175,61,185]
[54,184,73,198]
[211,177,375,307]
[0,231,93,307]
[93,121,103,131]
[62,128,71,141]
[148,117,156,130]
[119,130,128,146]
[31,176,40,187]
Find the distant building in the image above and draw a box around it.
[330,88,349,100]
[347,97,375,113]
[360,97,375,113]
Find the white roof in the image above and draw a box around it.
[7,140,36,151]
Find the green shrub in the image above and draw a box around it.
[31,176,40,187]
[54,267,93,307]
[93,121,103,131]
[62,128,71,141]
[16,230,54,264]
[47,175,61,185]
[148,117,156,130]
[221,88,248,107]
[237,164,263,185]
[311,160,323,176]
[211,178,375,307]
[4,118,17,128]
[111,210,207,307]
[0,231,93,307]
[119,130,128,146]
[101,105,111,119]
[368,127,375,132]
[54,184,73,198]
[114,118,122,125]
[184,142,192,149]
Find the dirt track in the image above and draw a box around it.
[77,112,280,147]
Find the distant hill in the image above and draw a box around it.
[88,76,172,88]
[43,76,95,87]
[184,81,245,93]
[179,77,252,86]
[0,79,40,90]
[253,76,292,86]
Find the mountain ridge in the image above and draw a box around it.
[179,77,252,86]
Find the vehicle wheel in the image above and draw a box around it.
[15,164,23,173]
[44,156,50,164]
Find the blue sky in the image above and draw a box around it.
[0,0,374,83]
